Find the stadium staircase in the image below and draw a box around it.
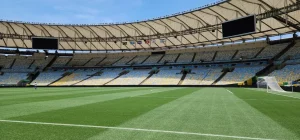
[139,72,155,85]
[126,56,137,65]
[44,55,58,70]
[111,56,124,66]
[48,72,73,86]
[104,70,129,85]
[28,71,40,84]
[174,54,181,63]
[95,57,107,66]
[28,60,35,69]
[178,73,187,85]
[231,50,239,60]
[141,55,151,64]
[157,54,165,63]
[257,41,296,76]
[191,53,196,62]
[83,58,94,66]
[65,58,73,66]
[212,51,218,61]
[9,59,16,69]
[212,71,228,85]
[254,47,266,58]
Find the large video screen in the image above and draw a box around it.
[222,15,256,38]
[32,38,58,50]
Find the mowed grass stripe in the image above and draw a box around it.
[0,88,153,106]
[3,88,196,140]
[0,88,180,119]
[0,87,136,97]
[89,88,297,140]
[230,88,300,139]
[0,87,83,95]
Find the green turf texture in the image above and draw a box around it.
[0,87,299,140]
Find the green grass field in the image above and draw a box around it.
[0,87,300,140]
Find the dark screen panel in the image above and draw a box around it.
[32,38,58,49]
[222,15,256,38]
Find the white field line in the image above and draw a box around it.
[226,89,234,94]
[268,92,300,100]
[250,89,300,100]
[0,119,275,140]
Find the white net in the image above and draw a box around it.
[257,76,286,93]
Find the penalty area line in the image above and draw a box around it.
[0,119,275,140]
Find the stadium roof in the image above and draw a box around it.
[0,0,300,51]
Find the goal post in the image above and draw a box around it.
[257,76,287,93]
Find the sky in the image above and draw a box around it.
[0,0,217,24]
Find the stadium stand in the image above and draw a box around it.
[113,55,135,66]
[234,48,261,60]
[193,51,215,62]
[142,69,182,85]
[0,55,15,69]
[97,56,122,66]
[143,54,163,64]
[216,66,265,85]
[268,64,300,84]
[84,57,105,66]
[214,50,236,61]
[129,55,150,65]
[199,68,223,85]
[52,57,71,67]
[0,73,28,85]
[76,69,123,85]
[31,70,66,86]
[51,70,97,86]
[256,43,288,59]
[279,42,300,60]
[106,69,151,85]
[176,53,194,63]
[158,54,178,64]
[181,68,210,85]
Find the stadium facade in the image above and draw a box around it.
[0,0,299,91]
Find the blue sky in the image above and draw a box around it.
[0,0,216,24]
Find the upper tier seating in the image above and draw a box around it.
[176,53,194,63]
[142,69,182,85]
[0,55,15,69]
[158,54,178,64]
[216,66,264,85]
[107,70,151,85]
[129,55,149,64]
[269,64,300,84]
[31,70,66,86]
[234,48,261,60]
[31,55,55,71]
[97,56,122,66]
[256,43,288,59]
[11,56,34,72]
[143,55,163,64]
[76,69,123,85]
[52,57,71,67]
[279,43,300,60]
[113,56,135,66]
[193,51,215,62]
[84,57,105,66]
[214,50,236,61]
[0,73,28,85]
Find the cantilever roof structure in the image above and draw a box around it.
[0,0,300,51]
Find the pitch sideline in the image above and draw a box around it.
[0,119,275,140]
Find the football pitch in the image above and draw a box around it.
[0,87,300,140]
